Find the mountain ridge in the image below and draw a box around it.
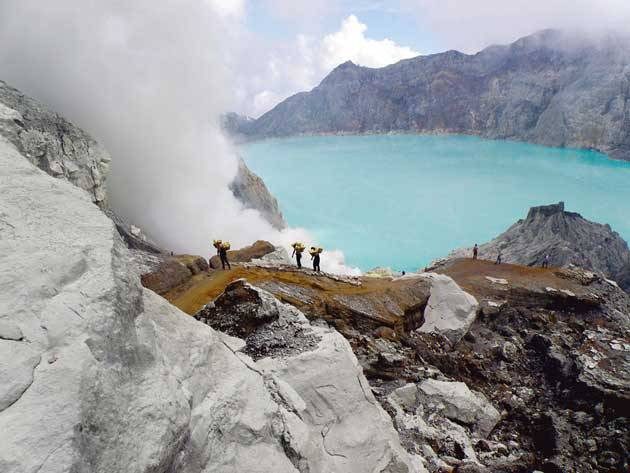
[233,29,630,160]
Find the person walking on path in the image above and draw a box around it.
[495,250,502,265]
[291,243,304,269]
[542,254,550,268]
[219,245,231,270]
[473,244,479,260]
[310,247,321,272]
[213,240,231,270]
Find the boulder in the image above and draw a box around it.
[0,135,419,473]
[197,280,423,472]
[416,273,479,343]
[416,379,501,438]
[209,239,276,269]
[248,246,292,267]
[196,278,285,338]
[387,383,479,469]
[140,256,206,295]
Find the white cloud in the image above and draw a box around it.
[402,0,630,52]
[207,0,246,19]
[321,15,419,70]
[231,15,419,117]
[252,90,282,117]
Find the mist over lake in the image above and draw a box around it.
[242,134,630,271]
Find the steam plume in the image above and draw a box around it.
[0,0,358,274]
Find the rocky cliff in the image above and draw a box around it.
[0,80,110,205]
[236,30,630,160]
[230,158,286,229]
[156,247,630,473]
[0,127,420,470]
[448,202,630,292]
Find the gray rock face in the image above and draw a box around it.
[230,158,286,230]
[236,30,630,160]
[0,80,110,205]
[195,280,424,472]
[416,380,501,439]
[0,135,418,472]
[449,202,630,292]
[415,273,479,343]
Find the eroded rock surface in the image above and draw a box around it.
[0,80,110,205]
[165,247,630,472]
[230,158,286,230]
[195,280,424,472]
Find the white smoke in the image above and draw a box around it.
[0,0,360,274]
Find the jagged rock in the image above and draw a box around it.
[234,30,630,161]
[0,135,421,473]
[140,255,208,295]
[416,380,501,438]
[230,158,286,230]
[209,239,276,269]
[196,278,287,338]
[247,246,293,267]
[449,202,630,293]
[574,329,630,414]
[416,273,479,344]
[388,383,480,468]
[196,280,423,472]
[0,80,110,206]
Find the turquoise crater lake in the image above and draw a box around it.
[241,135,630,272]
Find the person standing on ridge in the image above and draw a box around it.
[310,247,321,272]
[473,244,479,260]
[495,250,502,265]
[219,245,231,270]
[213,240,231,270]
[291,242,304,269]
[542,253,550,268]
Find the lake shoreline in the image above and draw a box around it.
[234,130,629,163]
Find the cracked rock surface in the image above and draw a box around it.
[0,80,110,206]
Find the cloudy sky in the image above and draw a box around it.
[223,0,630,117]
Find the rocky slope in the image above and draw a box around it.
[448,202,630,292]
[0,80,284,232]
[154,248,630,472]
[230,159,286,230]
[0,127,423,470]
[0,80,110,205]
[235,29,630,160]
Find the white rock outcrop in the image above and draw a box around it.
[415,273,479,343]
[416,379,501,438]
[0,81,110,206]
[387,380,501,471]
[0,135,419,472]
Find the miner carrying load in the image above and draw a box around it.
[213,239,231,270]
[309,246,322,272]
[291,242,305,269]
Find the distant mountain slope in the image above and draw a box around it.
[237,30,630,160]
